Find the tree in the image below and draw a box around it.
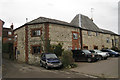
[54,43,64,56]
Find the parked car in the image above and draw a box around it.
[89,50,109,60]
[40,53,62,69]
[72,50,99,62]
[101,49,119,57]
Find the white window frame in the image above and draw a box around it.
[8,38,12,40]
[8,31,12,35]
[73,33,78,39]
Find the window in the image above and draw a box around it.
[115,39,118,43]
[73,33,78,39]
[32,29,41,36]
[96,32,99,36]
[88,31,92,36]
[14,35,17,41]
[32,46,40,54]
[8,38,12,40]
[83,46,88,49]
[106,37,110,43]
[8,31,12,35]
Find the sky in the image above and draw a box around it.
[0,0,119,34]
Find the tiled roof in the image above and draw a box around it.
[25,17,78,27]
[70,14,101,32]
[100,29,117,35]
[3,27,11,30]
[14,15,118,35]
[81,14,101,32]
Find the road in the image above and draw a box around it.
[2,59,89,78]
[70,57,119,78]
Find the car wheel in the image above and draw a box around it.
[98,56,102,60]
[40,61,43,67]
[87,58,92,63]
[112,55,115,57]
[104,57,107,60]
[45,64,49,69]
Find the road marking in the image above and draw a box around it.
[82,74,98,78]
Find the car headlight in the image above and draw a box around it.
[47,63,53,66]
[92,54,95,57]
[59,62,62,65]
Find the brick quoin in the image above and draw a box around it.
[25,26,28,63]
[0,20,3,37]
[72,31,80,50]
[44,23,49,52]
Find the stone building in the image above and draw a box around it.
[71,14,120,50]
[13,14,120,64]
[14,17,81,64]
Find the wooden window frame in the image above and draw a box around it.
[31,45,41,55]
[31,28,42,37]
[88,31,92,36]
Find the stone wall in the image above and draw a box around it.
[27,24,45,64]
[49,24,80,50]
[14,27,26,62]
[82,30,119,50]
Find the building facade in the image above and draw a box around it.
[3,26,14,43]
[71,14,120,50]
[0,19,4,68]
[13,15,120,64]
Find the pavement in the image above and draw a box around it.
[70,57,119,78]
[2,59,90,78]
[2,57,119,78]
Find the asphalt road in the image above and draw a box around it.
[70,57,119,78]
[2,59,89,78]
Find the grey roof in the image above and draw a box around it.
[70,14,101,32]
[81,14,101,32]
[25,17,78,27]
[100,29,117,35]
[14,15,118,35]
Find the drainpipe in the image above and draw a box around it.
[80,28,83,49]
[79,14,83,49]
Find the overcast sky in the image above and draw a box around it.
[0,0,119,34]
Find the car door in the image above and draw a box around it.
[79,51,86,61]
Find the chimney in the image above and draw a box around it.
[10,23,14,30]
[91,18,93,21]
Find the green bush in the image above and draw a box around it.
[54,43,64,57]
[61,50,77,68]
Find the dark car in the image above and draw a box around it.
[40,53,62,69]
[72,50,99,62]
[101,49,119,57]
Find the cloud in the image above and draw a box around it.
[0,0,119,33]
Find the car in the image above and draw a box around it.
[72,50,99,63]
[101,49,119,57]
[89,50,109,60]
[40,53,62,69]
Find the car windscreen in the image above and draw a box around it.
[82,50,91,54]
[94,50,102,53]
[46,54,58,59]
[109,50,116,52]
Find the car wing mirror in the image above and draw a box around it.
[42,57,46,60]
